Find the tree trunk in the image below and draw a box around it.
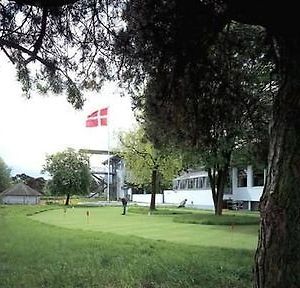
[214,166,229,216]
[208,167,217,212]
[208,167,224,215]
[65,192,70,206]
[208,152,231,216]
[254,37,300,287]
[150,168,158,211]
[215,169,225,216]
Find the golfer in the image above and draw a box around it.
[121,197,128,215]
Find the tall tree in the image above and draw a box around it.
[0,157,11,192]
[118,128,182,210]
[115,1,298,286]
[120,22,273,215]
[42,148,91,205]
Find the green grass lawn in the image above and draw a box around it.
[0,205,259,287]
[31,206,259,250]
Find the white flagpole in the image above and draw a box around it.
[107,108,110,202]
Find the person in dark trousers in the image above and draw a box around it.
[178,199,187,208]
[121,197,128,215]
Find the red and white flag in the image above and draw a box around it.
[85,107,108,127]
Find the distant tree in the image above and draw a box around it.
[0,157,11,192]
[42,148,91,205]
[118,128,182,210]
[12,173,46,193]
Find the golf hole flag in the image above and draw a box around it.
[86,107,108,127]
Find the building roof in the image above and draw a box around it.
[0,183,42,197]
[102,155,122,165]
[174,170,208,181]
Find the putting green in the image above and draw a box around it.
[30,206,258,250]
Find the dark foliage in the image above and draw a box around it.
[116,1,274,151]
[12,173,46,193]
[0,0,123,108]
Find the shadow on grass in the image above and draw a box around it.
[129,206,259,225]
[128,206,193,215]
[173,213,260,226]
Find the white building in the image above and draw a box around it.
[132,165,265,211]
[227,165,265,210]
[165,170,214,209]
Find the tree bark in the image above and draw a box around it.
[254,36,300,287]
[215,168,226,216]
[65,192,70,206]
[150,168,158,211]
[208,167,216,205]
[208,167,224,215]
[208,151,231,216]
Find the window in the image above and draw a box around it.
[179,180,186,189]
[173,180,180,190]
[194,177,210,189]
[195,177,201,189]
[177,176,210,190]
[188,179,194,189]
[237,168,247,187]
[200,177,205,189]
[195,177,199,189]
[205,177,210,189]
[253,168,264,186]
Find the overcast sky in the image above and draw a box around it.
[0,55,137,178]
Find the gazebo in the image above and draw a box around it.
[0,183,42,205]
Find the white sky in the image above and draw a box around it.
[0,55,137,178]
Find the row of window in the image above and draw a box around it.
[173,168,265,191]
[237,168,265,187]
[173,177,210,190]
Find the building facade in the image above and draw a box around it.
[229,165,266,210]
[0,183,42,205]
[132,165,265,211]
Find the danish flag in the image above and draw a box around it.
[85,107,108,127]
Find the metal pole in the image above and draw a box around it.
[107,110,110,202]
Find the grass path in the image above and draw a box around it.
[31,206,259,250]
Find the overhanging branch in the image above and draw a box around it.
[12,0,79,8]
[0,38,54,68]
[33,8,48,54]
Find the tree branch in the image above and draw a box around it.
[1,47,15,64]
[23,8,48,65]
[119,137,156,168]
[12,0,79,8]
[0,38,54,68]
[33,8,48,54]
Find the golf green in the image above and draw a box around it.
[31,206,258,250]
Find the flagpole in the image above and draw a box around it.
[86,107,109,201]
[107,108,110,202]
[107,106,110,202]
